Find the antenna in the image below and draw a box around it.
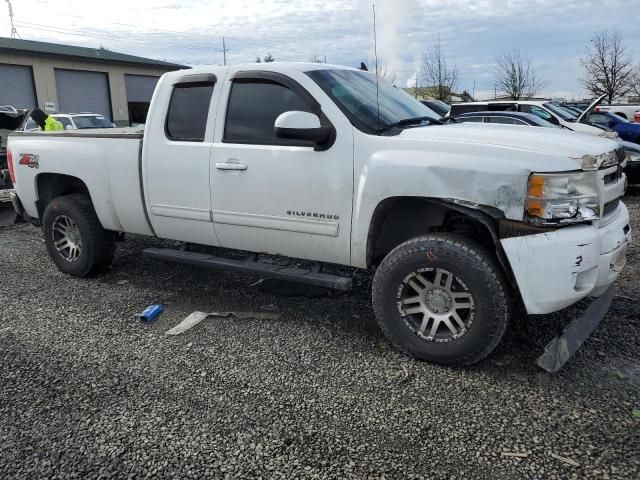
[5,0,19,39]
[221,37,231,65]
[372,1,381,130]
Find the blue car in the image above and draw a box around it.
[586,111,640,143]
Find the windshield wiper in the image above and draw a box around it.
[377,116,443,134]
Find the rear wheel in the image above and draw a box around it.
[372,234,510,366]
[42,194,115,277]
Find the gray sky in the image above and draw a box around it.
[2,0,639,99]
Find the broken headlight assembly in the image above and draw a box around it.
[575,151,618,170]
[525,172,600,225]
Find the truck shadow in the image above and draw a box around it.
[104,233,632,378]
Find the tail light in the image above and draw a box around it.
[6,147,16,184]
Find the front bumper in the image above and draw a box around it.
[501,203,631,315]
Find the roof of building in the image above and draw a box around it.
[0,37,188,70]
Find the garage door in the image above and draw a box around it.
[55,69,112,120]
[125,75,159,103]
[0,64,37,108]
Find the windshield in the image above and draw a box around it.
[543,103,578,122]
[307,69,440,133]
[72,116,114,129]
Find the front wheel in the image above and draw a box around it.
[42,194,116,277]
[372,234,510,366]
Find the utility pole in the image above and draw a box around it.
[222,37,230,66]
[5,0,19,39]
[323,55,327,64]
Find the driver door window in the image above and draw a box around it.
[224,80,313,146]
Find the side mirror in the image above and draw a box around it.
[65,125,73,130]
[274,111,334,150]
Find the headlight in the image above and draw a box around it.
[525,172,600,225]
[574,150,618,170]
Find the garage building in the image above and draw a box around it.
[0,37,187,126]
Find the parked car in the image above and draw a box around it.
[597,104,640,121]
[586,111,640,143]
[22,113,115,131]
[456,111,568,128]
[419,100,450,118]
[450,96,618,138]
[7,63,630,370]
[456,110,640,184]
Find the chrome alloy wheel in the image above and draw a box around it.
[396,268,475,342]
[51,214,83,262]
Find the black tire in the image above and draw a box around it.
[372,234,509,366]
[42,194,116,277]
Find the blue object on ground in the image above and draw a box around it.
[140,304,165,322]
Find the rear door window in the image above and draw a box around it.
[166,82,215,142]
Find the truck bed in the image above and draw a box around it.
[9,128,153,236]
[14,127,144,139]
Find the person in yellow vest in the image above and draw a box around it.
[30,108,64,131]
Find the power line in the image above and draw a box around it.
[5,0,19,38]
[16,10,326,60]
[16,21,325,65]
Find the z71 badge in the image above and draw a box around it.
[19,153,39,169]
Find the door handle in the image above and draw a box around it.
[216,162,248,171]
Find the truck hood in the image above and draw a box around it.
[398,123,618,164]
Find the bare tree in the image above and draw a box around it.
[580,29,635,104]
[492,49,545,100]
[263,53,275,63]
[421,35,458,101]
[630,65,640,97]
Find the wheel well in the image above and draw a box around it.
[367,197,500,267]
[36,173,90,218]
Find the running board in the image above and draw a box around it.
[143,247,353,291]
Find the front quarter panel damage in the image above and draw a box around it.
[350,132,577,267]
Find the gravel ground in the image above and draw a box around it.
[1,194,639,480]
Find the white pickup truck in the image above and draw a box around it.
[7,63,632,370]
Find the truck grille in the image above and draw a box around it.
[603,166,623,185]
[603,198,621,217]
